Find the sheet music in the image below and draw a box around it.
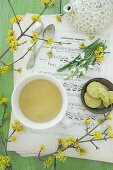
[7,14,113,163]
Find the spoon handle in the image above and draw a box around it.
[26,40,43,70]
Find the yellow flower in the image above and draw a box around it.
[11,136,16,142]
[54,151,66,162]
[108,114,112,121]
[41,0,55,7]
[0,66,9,73]
[75,145,81,152]
[84,120,90,125]
[0,156,10,169]
[0,98,8,104]
[107,124,113,138]
[11,120,24,133]
[98,46,103,53]
[97,118,104,124]
[6,63,13,68]
[28,47,33,51]
[10,15,23,24]
[18,68,22,74]
[92,130,102,139]
[56,15,62,22]
[89,35,94,41]
[44,156,53,167]
[6,36,18,52]
[30,31,38,44]
[46,37,53,45]
[49,1,55,7]
[46,51,53,57]
[4,113,8,118]
[94,50,99,55]
[79,42,86,48]
[82,109,86,112]
[39,144,46,152]
[8,29,14,37]
[109,97,113,103]
[31,14,41,22]
[80,148,88,156]
[95,54,105,62]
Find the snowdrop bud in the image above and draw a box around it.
[71,67,76,72]
[88,65,93,69]
[80,52,85,59]
[80,68,86,74]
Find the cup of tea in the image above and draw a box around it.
[11,73,67,129]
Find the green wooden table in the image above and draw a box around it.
[0,0,113,169]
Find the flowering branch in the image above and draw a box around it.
[8,0,23,33]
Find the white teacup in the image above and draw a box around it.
[11,73,68,129]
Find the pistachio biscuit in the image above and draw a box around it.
[98,88,109,104]
[87,81,105,98]
[103,91,113,108]
[84,92,102,108]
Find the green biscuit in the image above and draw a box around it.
[84,92,102,108]
[98,88,109,104]
[87,81,105,99]
[103,91,113,108]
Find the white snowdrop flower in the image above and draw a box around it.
[71,67,76,72]
[64,76,68,79]
[88,65,93,69]
[80,52,85,59]
[79,68,86,74]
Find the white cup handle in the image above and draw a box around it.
[60,116,74,127]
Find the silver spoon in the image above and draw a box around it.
[26,22,43,70]
[26,24,55,69]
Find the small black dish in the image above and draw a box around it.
[81,78,113,114]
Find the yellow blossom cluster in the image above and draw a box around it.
[84,120,90,125]
[11,136,16,142]
[30,31,39,44]
[79,42,86,48]
[41,0,55,7]
[107,124,113,138]
[10,15,23,24]
[44,156,53,167]
[0,66,9,74]
[46,37,53,45]
[57,137,88,156]
[54,151,66,162]
[92,130,102,139]
[4,113,8,119]
[8,29,14,37]
[0,156,10,169]
[56,15,62,22]
[94,46,105,62]
[80,148,88,156]
[109,97,113,103]
[7,29,18,52]
[18,68,22,74]
[31,14,42,22]
[39,144,46,152]
[108,114,112,121]
[97,118,104,124]
[89,35,94,41]
[11,120,24,133]
[0,63,13,74]
[46,51,53,57]
[0,94,8,105]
